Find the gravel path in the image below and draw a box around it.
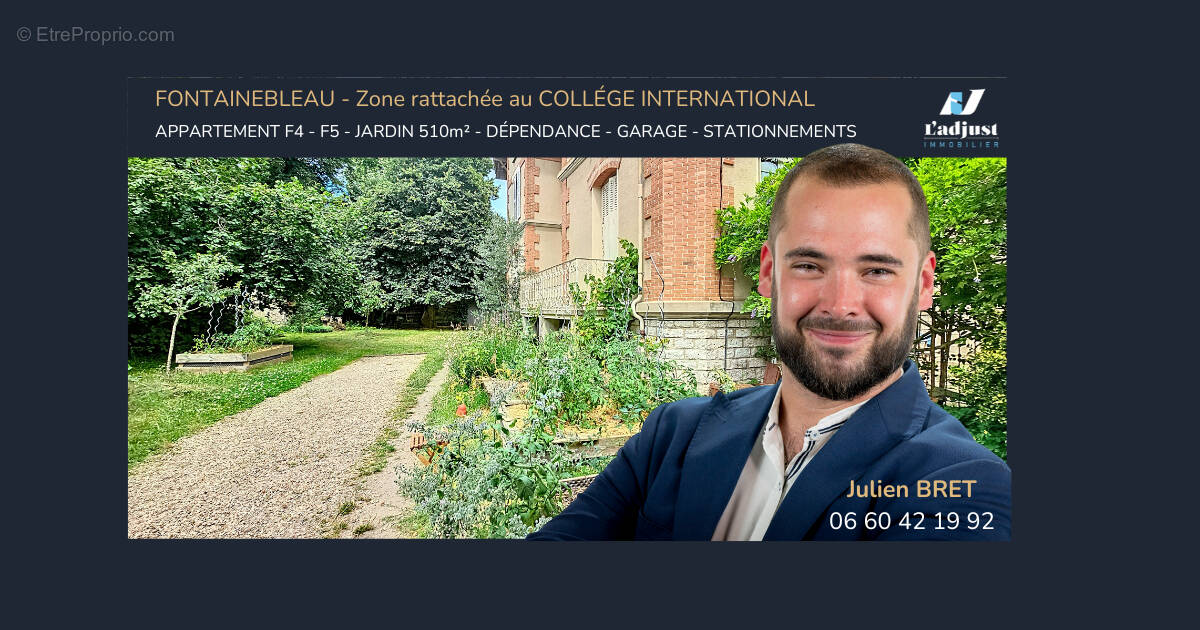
[340,358,453,538]
[128,354,424,539]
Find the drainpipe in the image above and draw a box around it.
[717,159,735,373]
[631,157,645,334]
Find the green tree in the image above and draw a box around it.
[203,178,357,313]
[128,158,357,353]
[951,324,1007,460]
[346,158,497,326]
[349,277,387,328]
[905,158,1007,400]
[474,213,524,324]
[133,250,240,372]
[912,157,1007,348]
[262,157,348,192]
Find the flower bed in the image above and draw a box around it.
[399,321,697,538]
[485,377,638,457]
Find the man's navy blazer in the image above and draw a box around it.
[528,360,1011,540]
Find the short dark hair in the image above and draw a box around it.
[768,143,930,256]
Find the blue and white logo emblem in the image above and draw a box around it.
[939,89,985,116]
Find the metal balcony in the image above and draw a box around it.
[519,257,613,317]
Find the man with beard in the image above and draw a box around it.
[529,144,1010,541]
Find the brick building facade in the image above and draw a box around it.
[499,157,775,390]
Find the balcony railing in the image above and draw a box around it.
[519,258,613,317]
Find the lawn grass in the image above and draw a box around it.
[127,328,457,470]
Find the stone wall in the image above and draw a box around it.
[642,315,773,392]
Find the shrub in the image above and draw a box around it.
[406,321,699,538]
[571,239,639,342]
[450,322,533,382]
[284,298,326,332]
[713,158,801,343]
[406,246,701,538]
[520,331,606,428]
[400,408,577,539]
[599,336,697,426]
[950,341,1007,461]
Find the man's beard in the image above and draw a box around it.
[772,285,918,401]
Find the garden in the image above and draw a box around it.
[126,156,701,539]
[398,244,698,538]
[127,154,1006,539]
[128,157,498,471]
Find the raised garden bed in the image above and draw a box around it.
[706,363,780,396]
[487,378,640,458]
[551,426,637,457]
[174,344,293,373]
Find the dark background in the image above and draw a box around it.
[127,76,1007,157]
[5,5,1129,624]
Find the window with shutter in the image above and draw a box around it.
[601,175,618,259]
[510,164,522,221]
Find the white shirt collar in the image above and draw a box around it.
[711,384,870,541]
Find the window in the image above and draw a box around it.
[600,175,618,259]
[759,158,784,180]
[509,163,522,221]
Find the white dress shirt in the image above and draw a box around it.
[711,386,867,541]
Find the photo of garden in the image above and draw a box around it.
[127,156,1006,539]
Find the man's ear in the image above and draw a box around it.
[758,242,774,297]
[918,250,936,311]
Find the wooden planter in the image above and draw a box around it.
[707,382,759,397]
[175,344,293,373]
[706,363,781,396]
[551,425,639,458]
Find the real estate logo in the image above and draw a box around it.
[939,90,985,116]
[923,88,999,149]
